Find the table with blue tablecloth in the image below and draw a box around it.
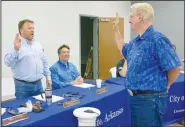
[104,72,185,126]
[1,81,131,126]
[1,73,184,126]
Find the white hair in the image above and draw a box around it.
[131,3,154,21]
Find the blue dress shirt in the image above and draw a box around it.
[4,38,51,82]
[49,60,80,89]
[122,25,182,91]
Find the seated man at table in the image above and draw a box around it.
[50,44,83,90]
[116,58,127,77]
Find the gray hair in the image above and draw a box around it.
[131,3,154,22]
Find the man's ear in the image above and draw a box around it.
[138,16,144,23]
[20,29,23,35]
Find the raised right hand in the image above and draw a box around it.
[14,33,21,51]
[112,12,120,32]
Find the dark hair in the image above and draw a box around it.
[18,19,34,34]
[58,44,70,54]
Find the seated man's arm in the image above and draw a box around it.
[50,65,84,89]
[119,60,127,77]
[71,64,84,85]
[72,63,81,77]
[71,76,84,85]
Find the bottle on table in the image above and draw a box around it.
[45,81,52,106]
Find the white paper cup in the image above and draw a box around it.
[96,79,102,88]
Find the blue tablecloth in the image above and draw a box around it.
[1,73,184,126]
[1,81,131,126]
[104,72,185,126]
[162,73,184,125]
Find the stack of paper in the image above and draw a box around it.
[1,108,6,115]
[73,83,95,88]
[32,95,64,103]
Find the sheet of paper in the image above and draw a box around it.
[1,108,6,115]
[73,83,95,88]
[32,95,64,102]
[180,71,184,73]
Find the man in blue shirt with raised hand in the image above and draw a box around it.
[4,19,51,99]
[50,44,83,90]
[112,3,182,127]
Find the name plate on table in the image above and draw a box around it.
[96,87,108,94]
[63,99,80,108]
[2,113,28,126]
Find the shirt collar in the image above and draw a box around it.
[58,60,68,68]
[136,25,154,40]
[21,37,35,44]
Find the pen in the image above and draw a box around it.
[41,93,44,99]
